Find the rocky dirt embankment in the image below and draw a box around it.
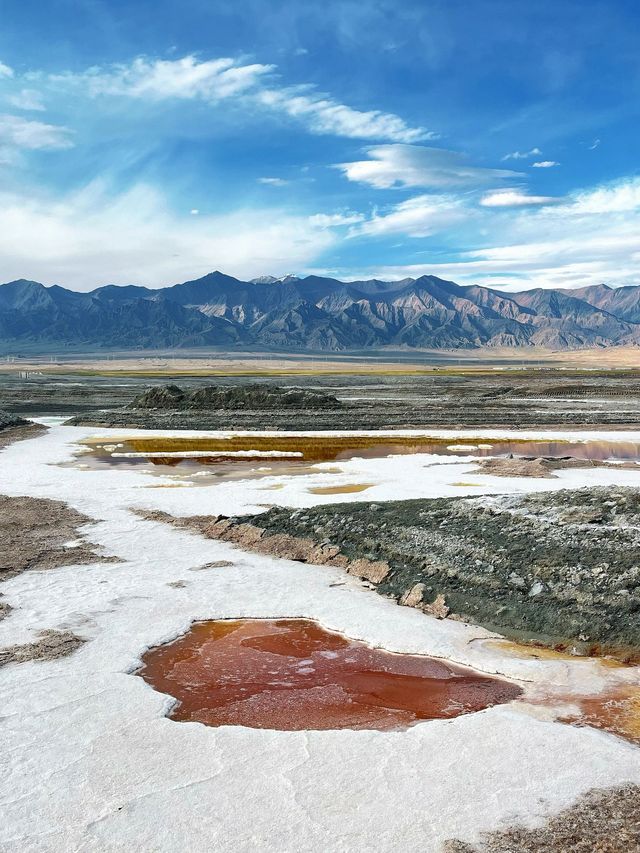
[53,370,640,429]
[0,410,46,449]
[153,487,640,654]
[0,410,27,431]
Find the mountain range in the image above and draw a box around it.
[1,271,640,352]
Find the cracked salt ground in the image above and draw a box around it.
[1,422,640,851]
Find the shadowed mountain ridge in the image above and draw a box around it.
[1,272,638,351]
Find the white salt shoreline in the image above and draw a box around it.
[0,423,639,852]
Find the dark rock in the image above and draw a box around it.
[129,383,341,412]
[222,487,640,653]
[4,272,640,352]
[131,384,185,409]
[0,410,28,431]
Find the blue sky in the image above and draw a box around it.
[0,0,639,290]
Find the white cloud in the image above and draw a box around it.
[190,209,199,215]
[345,176,640,290]
[588,138,601,150]
[257,89,431,143]
[258,177,289,186]
[308,211,365,228]
[338,145,522,189]
[50,56,274,101]
[0,114,73,150]
[46,54,431,143]
[501,147,542,161]
[353,195,467,238]
[480,189,561,207]
[568,177,640,214]
[0,61,13,79]
[532,160,560,168]
[0,181,340,289]
[7,89,45,111]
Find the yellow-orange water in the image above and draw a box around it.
[76,436,640,491]
[137,619,522,731]
[488,640,640,743]
[308,483,374,495]
[563,687,640,744]
[84,435,640,465]
[489,638,637,666]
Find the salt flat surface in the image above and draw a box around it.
[1,424,639,852]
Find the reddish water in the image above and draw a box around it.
[137,619,522,731]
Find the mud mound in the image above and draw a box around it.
[475,455,618,478]
[444,783,640,852]
[0,494,119,580]
[0,630,85,667]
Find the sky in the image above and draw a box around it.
[0,0,639,291]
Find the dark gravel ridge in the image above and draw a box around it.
[0,409,28,431]
[0,411,45,450]
[233,486,640,651]
[49,371,640,430]
[130,383,342,411]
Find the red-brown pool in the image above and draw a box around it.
[137,618,522,731]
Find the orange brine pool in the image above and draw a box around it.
[137,618,522,731]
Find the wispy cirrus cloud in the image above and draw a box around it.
[0,61,13,78]
[256,88,432,143]
[48,55,274,101]
[532,160,560,168]
[347,176,640,290]
[257,177,289,186]
[309,211,364,227]
[43,54,431,143]
[567,177,640,214]
[338,144,521,189]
